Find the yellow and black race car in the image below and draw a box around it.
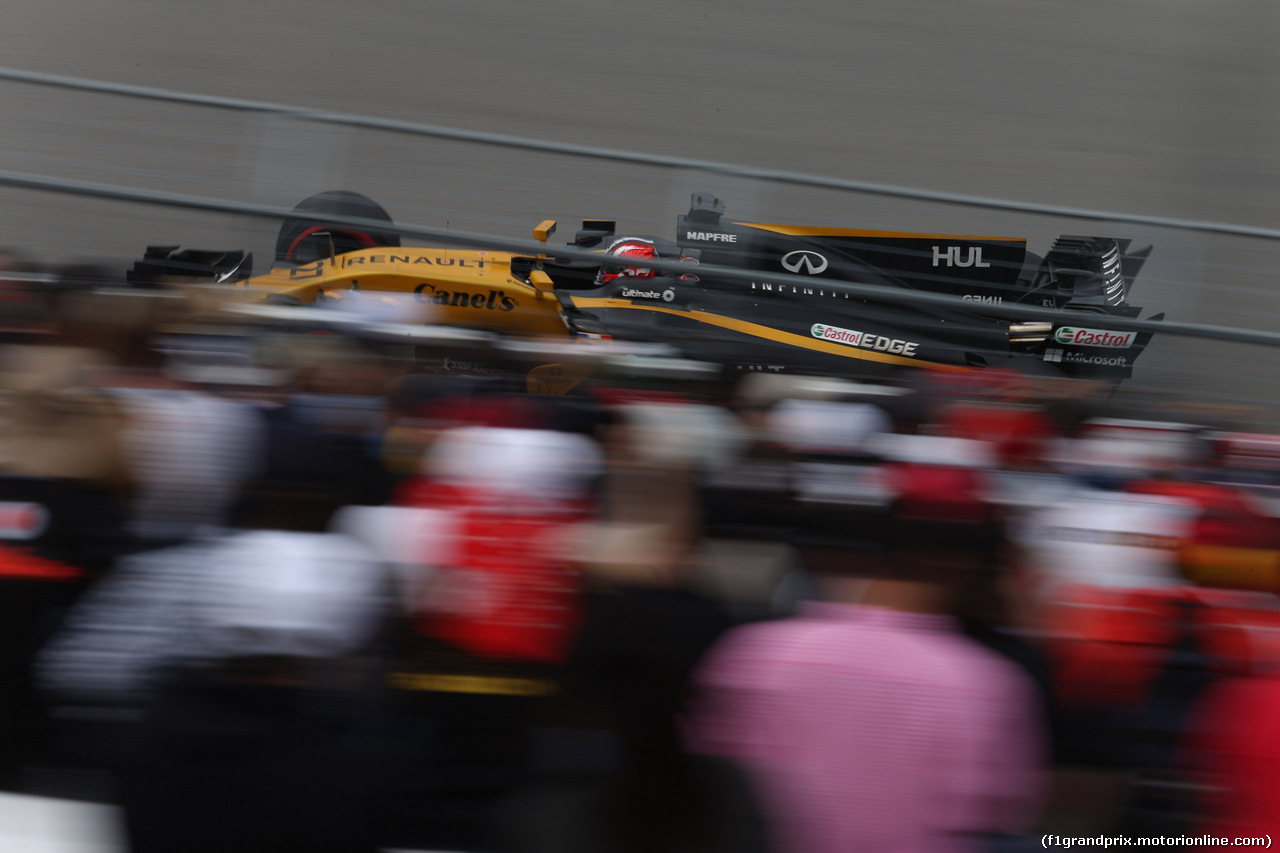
[128,190,1160,383]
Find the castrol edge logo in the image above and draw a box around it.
[811,323,919,356]
[0,503,48,540]
[1053,326,1136,348]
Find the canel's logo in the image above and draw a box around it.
[932,246,991,268]
[782,251,829,275]
[1053,326,1136,348]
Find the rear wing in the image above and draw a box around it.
[126,246,252,288]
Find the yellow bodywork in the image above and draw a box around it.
[234,247,571,338]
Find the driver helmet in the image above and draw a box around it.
[596,238,658,286]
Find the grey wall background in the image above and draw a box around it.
[1,1,1278,418]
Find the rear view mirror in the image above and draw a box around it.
[529,270,554,293]
[533,220,558,243]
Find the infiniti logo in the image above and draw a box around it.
[781,250,829,275]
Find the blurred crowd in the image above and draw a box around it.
[1,252,1280,851]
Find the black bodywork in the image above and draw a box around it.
[546,193,1159,382]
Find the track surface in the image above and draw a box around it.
[1,1,1278,417]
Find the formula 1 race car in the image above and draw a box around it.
[128,190,1161,383]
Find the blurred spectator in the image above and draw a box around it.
[1129,477,1280,596]
[406,424,600,663]
[48,268,153,362]
[1184,671,1280,845]
[38,503,389,851]
[37,523,383,707]
[1013,422,1245,786]
[21,286,270,544]
[116,530,388,853]
[699,387,804,619]
[111,386,265,543]
[1017,489,1195,601]
[236,332,405,527]
[371,421,602,850]
[1015,425,1202,604]
[687,486,1046,853]
[590,402,742,573]
[534,567,766,853]
[0,344,136,787]
[769,398,894,611]
[496,396,768,853]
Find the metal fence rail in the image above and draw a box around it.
[1,65,1277,241]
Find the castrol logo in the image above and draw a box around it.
[1053,326,1136,348]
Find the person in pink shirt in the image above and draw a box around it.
[687,472,1046,853]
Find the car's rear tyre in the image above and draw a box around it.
[275,191,400,264]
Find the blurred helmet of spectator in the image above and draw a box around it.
[766,398,891,457]
[426,424,603,508]
[615,401,746,472]
[1016,489,1197,606]
[1051,418,1208,487]
[192,529,383,662]
[402,425,603,665]
[107,387,265,543]
[872,436,1005,576]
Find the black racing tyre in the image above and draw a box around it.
[275,191,400,264]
